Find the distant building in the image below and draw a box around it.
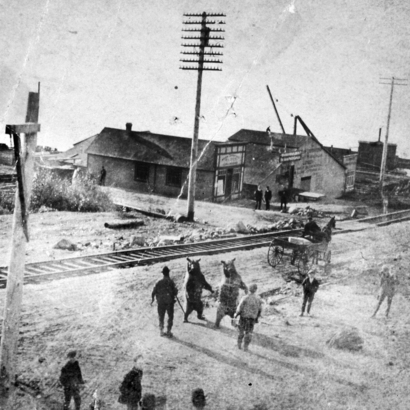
[86,123,246,202]
[228,128,350,199]
[357,140,397,171]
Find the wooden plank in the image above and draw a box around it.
[0,87,40,399]
[5,123,41,134]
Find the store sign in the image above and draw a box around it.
[219,153,242,167]
[280,151,301,162]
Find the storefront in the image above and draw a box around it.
[213,143,246,202]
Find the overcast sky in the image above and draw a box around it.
[1,0,410,156]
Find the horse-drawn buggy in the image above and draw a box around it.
[267,216,335,275]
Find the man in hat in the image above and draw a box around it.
[234,283,263,352]
[302,213,321,241]
[300,269,320,316]
[254,185,263,210]
[59,350,85,410]
[151,266,178,337]
[264,186,272,211]
[278,183,288,211]
[371,265,398,318]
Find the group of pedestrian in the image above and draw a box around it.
[299,265,398,319]
[254,184,288,211]
[59,352,158,409]
[254,185,273,210]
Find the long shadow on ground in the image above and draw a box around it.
[171,333,367,392]
[188,321,323,359]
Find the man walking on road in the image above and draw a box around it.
[371,265,398,318]
[264,186,272,210]
[234,283,262,352]
[254,185,263,210]
[151,266,178,337]
[300,269,319,316]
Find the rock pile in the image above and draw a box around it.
[288,206,326,218]
[326,327,364,351]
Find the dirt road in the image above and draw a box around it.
[0,208,409,409]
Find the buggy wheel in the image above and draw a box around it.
[268,244,284,267]
[297,250,315,275]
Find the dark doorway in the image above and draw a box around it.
[289,165,295,188]
[225,168,233,198]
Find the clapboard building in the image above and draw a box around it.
[228,127,350,199]
[357,140,397,171]
[86,123,246,202]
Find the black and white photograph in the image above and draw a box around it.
[0,0,410,408]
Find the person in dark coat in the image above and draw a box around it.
[264,186,272,210]
[151,266,178,337]
[279,183,288,211]
[99,166,106,186]
[192,388,207,409]
[254,185,263,210]
[302,214,321,240]
[119,366,143,410]
[300,269,320,316]
[59,350,85,410]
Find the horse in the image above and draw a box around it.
[304,216,336,244]
[304,216,336,265]
[214,259,248,328]
[183,258,214,323]
[291,216,336,266]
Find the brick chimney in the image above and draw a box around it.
[126,123,132,132]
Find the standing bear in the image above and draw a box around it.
[184,258,214,323]
[215,259,248,328]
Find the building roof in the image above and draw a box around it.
[358,140,397,147]
[52,134,98,167]
[228,129,306,148]
[229,128,346,170]
[87,128,231,171]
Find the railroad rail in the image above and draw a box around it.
[0,229,303,288]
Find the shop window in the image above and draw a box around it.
[134,162,150,182]
[166,167,183,187]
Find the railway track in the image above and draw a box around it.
[0,229,303,288]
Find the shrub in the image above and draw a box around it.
[2,169,114,214]
[0,190,15,215]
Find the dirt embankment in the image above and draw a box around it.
[0,199,409,409]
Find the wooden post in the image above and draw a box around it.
[379,78,394,214]
[0,87,40,401]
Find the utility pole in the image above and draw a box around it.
[0,84,40,404]
[379,76,407,213]
[180,12,225,221]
